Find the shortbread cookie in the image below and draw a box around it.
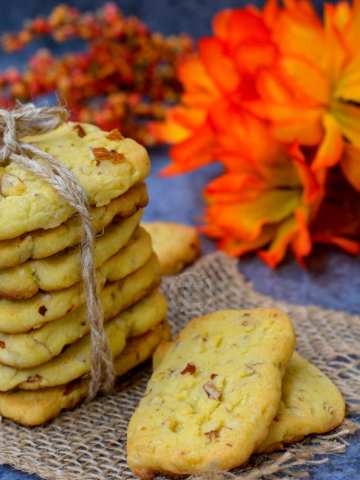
[0,284,166,391]
[0,182,148,269]
[0,122,150,241]
[0,321,171,426]
[153,348,346,454]
[0,230,156,334]
[0,287,166,369]
[0,209,143,299]
[127,309,295,477]
[143,222,200,275]
[259,353,345,452]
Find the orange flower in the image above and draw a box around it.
[151,6,278,174]
[152,0,360,266]
[203,108,320,267]
[249,0,360,189]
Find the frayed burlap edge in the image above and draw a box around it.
[0,252,359,480]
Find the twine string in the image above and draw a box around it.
[0,103,115,399]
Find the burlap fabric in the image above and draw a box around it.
[0,252,359,480]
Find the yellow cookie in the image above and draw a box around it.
[0,209,143,299]
[0,182,148,269]
[0,229,155,334]
[0,122,150,240]
[0,288,166,369]
[259,352,345,452]
[154,348,346,454]
[0,284,166,391]
[127,309,295,477]
[0,321,171,426]
[143,222,200,275]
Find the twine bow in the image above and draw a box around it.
[0,103,115,399]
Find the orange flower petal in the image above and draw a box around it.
[291,207,312,259]
[218,226,275,256]
[279,56,330,105]
[234,40,277,73]
[284,0,320,23]
[179,55,220,108]
[162,123,215,175]
[335,56,360,103]
[215,8,270,49]
[205,189,301,242]
[263,0,279,25]
[323,4,350,83]
[256,103,323,145]
[199,37,240,93]
[213,9,233,40]
[150,107,207,144]
[313,233,360,255]
[345,0,360,54]
[258,216,298,268]
[256,69,293,104]
[341,144,360,191]
[149,119,190,144]
[209,101,288,178]
[205,173,266,203]
[312,113,344,171]
[332,100,360,149]
[169,106,207,130]
[288,144,321,204]
[272,2,324,65]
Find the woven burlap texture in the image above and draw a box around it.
[0,252,359,480]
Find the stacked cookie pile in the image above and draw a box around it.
[128,309,345,478]
[0,122,170,426]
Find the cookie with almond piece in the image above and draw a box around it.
[127,308,295,477]
[258,352,345,452]
[143,222,200,275]
[153,347,345,454]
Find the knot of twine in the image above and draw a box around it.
[0,103,115,400]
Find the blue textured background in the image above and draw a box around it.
[0,1,359,479]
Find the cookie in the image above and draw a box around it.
[127,308,295,477]
[143,222,200,275]
[0,321,171,426]
[0,282,166,391]
[0,209,143,299]
[0,287,166,369]
[259,352,345,452]
[0,122,150,241]
[0,182,148,269]
[0,230,156,334]
[153,347,346,454]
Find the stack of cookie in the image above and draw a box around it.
[0,122,170,426]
